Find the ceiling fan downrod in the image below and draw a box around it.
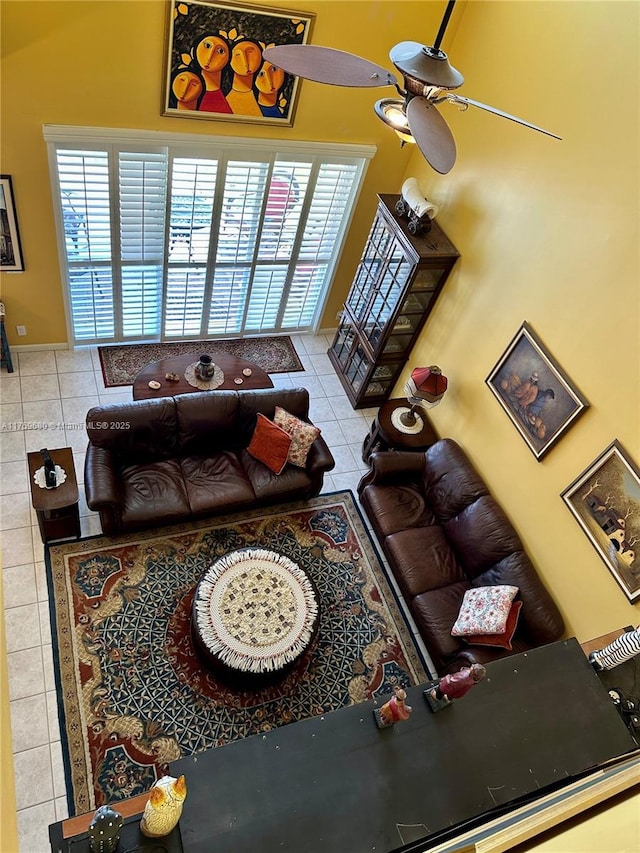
[433,0,456,52]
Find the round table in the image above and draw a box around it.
[191,548,320,684]
[361,398,440,463]
[132,353,273,401]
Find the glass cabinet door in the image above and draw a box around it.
[346,217,395,322]
[362,236,413,351]
[327,194,459,408]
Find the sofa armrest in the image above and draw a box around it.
[84,446,123,508]
[358,451,425,492]
[305,436,335,474]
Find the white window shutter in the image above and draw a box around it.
[50,135,369,344]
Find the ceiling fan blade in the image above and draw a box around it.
[406,97,457,174]
[262,45,397,88]
[446,94,562,140]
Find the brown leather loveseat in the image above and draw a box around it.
[85,387,334,535]
[358,439,565,674]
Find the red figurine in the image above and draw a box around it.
[426,663,486,712]
[374,686,413,728]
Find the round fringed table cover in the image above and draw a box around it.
[192,548,319,675]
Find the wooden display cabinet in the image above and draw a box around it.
[328,194,460,408]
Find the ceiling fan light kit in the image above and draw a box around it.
[373,99,415,145]
[263,0,560,174]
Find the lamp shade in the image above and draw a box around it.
[374,98,416,145]
[404,365,448,408]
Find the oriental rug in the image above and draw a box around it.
[98,335,304,386]
[46,492,428,815]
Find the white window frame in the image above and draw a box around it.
[43,125,375,346]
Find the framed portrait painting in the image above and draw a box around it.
[562,441,640,603]
[0,175,25,272]
[163,1,314,125]
[486,322,589,460]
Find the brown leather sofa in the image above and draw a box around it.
[85,388,335,535]
[357,439,565,674]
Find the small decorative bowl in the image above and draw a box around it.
[234,378,243,385]
[148,380,161,390]
[242,368,252,377]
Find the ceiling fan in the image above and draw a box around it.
[263,0,561,174]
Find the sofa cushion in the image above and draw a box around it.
[443,495,524,579]
[359,484,437,538]
[119,459,191,529]
[385,526,466,598]
[463,601,523,650]
[87,399,178,463]
[247,413,292,474]
[175,392,241,454]
[240,448,315,501]
[274,406,321,468]
[411,582,471,670]
[451,584,519,636]
[180,453,256,515]
[474,552,567,646]
[422,439,489,522]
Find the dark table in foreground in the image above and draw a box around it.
[173,639,637,853]
[49,639,638,853]
[27,447,80,543]
[132,353,273,400]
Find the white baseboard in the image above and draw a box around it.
[9,342,70,352]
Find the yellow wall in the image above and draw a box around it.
[403,0,640,637]
[0,0,452,346]
[1,0,639,847]
[515,787,640,853]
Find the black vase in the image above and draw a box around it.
[195,354,214,380]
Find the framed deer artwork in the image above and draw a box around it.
[562,440,640,603]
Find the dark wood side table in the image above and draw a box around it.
[0,314,14,373]
[27,447,80,543]
[362,397,440,463]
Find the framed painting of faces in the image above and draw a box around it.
[163,1,314,125]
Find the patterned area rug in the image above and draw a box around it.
[98,335,304,386]
[46,493,428,815]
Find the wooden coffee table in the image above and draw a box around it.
[132,353,273,401]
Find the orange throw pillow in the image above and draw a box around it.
[247,413,292,475]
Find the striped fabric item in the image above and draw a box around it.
[590,627,640,670]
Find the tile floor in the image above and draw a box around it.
[1,333,430,852]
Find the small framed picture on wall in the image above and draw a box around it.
[0,175,25,272]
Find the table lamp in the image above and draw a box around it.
[399,365,448,428]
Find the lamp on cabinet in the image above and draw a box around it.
[399,365,448,428]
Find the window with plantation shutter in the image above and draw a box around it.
[46,127,375,346]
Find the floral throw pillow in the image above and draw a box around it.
[463,601,523,650]
[247,413,292,475]
[274,406,321,468]
[451,585,519,637]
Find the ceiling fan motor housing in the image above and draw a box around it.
[390,42,464,91]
